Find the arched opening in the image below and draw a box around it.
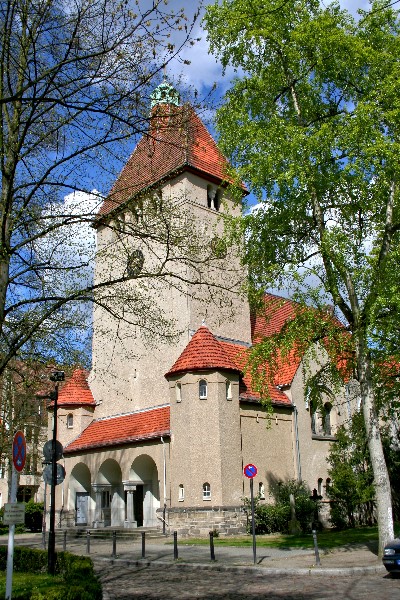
[69,463,91,526]
[128,455,160,527]
[93,459,124,528]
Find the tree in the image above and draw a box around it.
[0,0,211,375]
[327,411,375,529]
[205,0,400,552]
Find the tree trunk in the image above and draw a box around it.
[357,335,394,556]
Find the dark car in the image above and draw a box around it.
[383,539,400,574]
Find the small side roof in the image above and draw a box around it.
[64,405,170,454]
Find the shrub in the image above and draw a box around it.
[243,479,317,535]
[255,503,291,534]
[24,501,44,532]
[0,546,102,600]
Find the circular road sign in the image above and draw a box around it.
[12,430,26,472]
[43,440,63,462]
[244,463,258,479]
[43,463,66,486]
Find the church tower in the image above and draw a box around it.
[90,83,251,418]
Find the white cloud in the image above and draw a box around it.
[35,190,99,293]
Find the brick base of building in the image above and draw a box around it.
[160,505,247,537]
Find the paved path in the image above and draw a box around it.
[95,562,400,600]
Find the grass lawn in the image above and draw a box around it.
[176,524,400,550]
[0,572,65,598]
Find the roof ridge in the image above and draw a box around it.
[93,403,169,424]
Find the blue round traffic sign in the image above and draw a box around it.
[13,430,26,472]
[244,463,258,478]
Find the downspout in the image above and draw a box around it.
[160,436,166,534]
[293,405,302,482]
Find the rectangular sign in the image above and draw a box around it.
[3,503,25,524]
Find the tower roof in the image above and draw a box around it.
[165,326,241,377]
[51,368,96,408]
[98,102,244,217]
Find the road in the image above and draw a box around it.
[95,562,400,600]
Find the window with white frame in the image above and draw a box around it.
[67,413,73,428]
[226,380,232,400]
[176,382,182,403]
[178,484,184,501]
[199,379,207,400]
[203,482,211,500]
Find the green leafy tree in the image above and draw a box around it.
[327,411,375,528]
[205,0,400,553]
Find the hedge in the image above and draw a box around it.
[0,546,102,600]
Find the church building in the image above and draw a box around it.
[51,83,350,535]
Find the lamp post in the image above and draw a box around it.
[48,370,64,575]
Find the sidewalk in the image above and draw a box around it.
[6,532,385,576]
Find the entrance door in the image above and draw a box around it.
[133,486,144,527]
[76,492,89,525]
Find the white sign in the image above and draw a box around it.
[3,503,25,525]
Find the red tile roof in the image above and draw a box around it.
[165,326,241,377]
[251,294,302,386]
[64,405,170,453]
[165,326,291,406]
[220,340,290,404]
[99,104,241,217]
[51,368,96,408]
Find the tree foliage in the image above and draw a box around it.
[0,0,210,374]
[205,0,400,552]
[327,411,375,529]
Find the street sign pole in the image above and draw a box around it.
[5,467,18,600]
[48,383,58,575]
[243,463,258,565]
[250,477,256,565]
[48,370,64,575]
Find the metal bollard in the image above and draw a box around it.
[173,531,178,560]
[209,531,215,561]
[86,530,91,555]
[141,531,146,559]
[312,529,321,566]
[112,530,117,558]
[63,530,67,552]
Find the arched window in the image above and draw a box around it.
[207,185,214,209]
[214,190,222,211]
[203,482,211,500]
[326,478,331,493]
[322,402,332,436]
[178,484,184,502]
[67,413,73,428]
[310,400,317,434]
[199,379,207,400]
[318,478,323,496]
[258,482,265,500]
[226,380,232,400]
[176,382,182,403]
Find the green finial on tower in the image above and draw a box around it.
[150,81,180,108]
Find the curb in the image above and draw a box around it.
[94,556,385,575]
